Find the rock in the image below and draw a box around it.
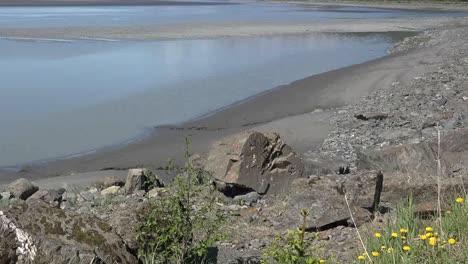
[206,131,304,194]
[0,199,138,263]
[8,178,39,200]
[233,192,260,205]
[147,188,164,198]
[124,168,149,194]
[93,176,125,190]
[0,191,12,200]
[443,111,467,129]
[213,179,256,198]
[283,175,377,230]
[380,128,419,141]
[356,142,448,176]
[100,186,121,196]
[354,112,388,121]
[29,188,66,203]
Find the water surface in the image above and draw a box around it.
[0,2,465,28]
[0,1,463,166]
[0,33,398,166]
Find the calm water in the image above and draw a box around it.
[0,2,462,166]
[0,2,465,28]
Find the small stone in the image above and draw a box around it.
[147,188,164,199]
[101,186,121,196]
[0,191,12,200]
[233,192,260,205]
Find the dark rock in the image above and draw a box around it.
[29,188,65,203]
[213,179,256,198]
[8,178,38,200]
[206,131,304,194]
[354,112,388,121]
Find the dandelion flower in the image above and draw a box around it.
[456,197,464,203]
[420,235,427,240]
[371,251,380,257]
[426,227,433,232]
[426,233,433,237]
[429,237,436,246]
[403,246,410,251]
[319,260,326,263]
[381,245,386,249]
[401,236,407,240]
[391,232,398,238]
[400,228,408,233]
[387,247,394,253]
[374,232,382,238]
[358,255,365,260]
[448,238,456,245]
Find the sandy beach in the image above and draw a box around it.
[0,1,467,187]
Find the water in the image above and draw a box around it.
[0,2,462,166]
[0,2,465,28]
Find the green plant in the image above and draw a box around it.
[136,138,224,264]
[261,209,327,264]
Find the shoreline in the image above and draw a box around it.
[0,3,467,187]
[0,29,446,185]
[0,17,461,41]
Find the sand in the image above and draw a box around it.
[0,18,460,41]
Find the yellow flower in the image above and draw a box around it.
[420,235,427,240]
[403,245,411,251]
[358,255,365,260]
[401,236,407,240]
[387,247,394,253]
[400,228,408,233]
[371,251,380,257]
[434,232,439,237]
[446,210,452,214]
[448,238,456,245]
[429,237,437,246]
[381,245,386,249]
[319,260,326,263]
[374,232,382,238]
[456,197,464,203]
[426,227,434,232]
[426,232,433,237]
[391,232,398,238]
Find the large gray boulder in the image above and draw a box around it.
[124,168,148,194]
[0,199,138,263]
[206,131,304,194]
[8,178,38,200]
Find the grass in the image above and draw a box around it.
[354,195,468,263]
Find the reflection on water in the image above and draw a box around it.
[0,33,396,166]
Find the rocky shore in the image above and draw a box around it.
[1,13,468,264]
